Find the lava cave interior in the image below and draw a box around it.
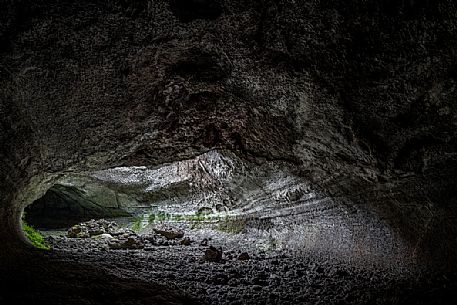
[2,0,457,304]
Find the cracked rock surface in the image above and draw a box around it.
[1,0,457,304]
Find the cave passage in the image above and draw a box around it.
[18,150,454,305]
[2,0,457,304]
[25,150,401,258]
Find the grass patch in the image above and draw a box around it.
[173,214,184,221]
[130,216,142,231]
[216,216,246,234]
[157,212,171,221]
[188,212,207,222]
[22,221,50,250]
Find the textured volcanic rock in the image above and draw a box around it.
[28,234,457,305]
[25,183,131,229]
[67,219,119,238]
[1,0,457,303]
[24,150,403,260]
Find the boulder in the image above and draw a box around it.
[108,235,144,250]
[92,233,113,240]
[153,228,184,240]
[238,252,250,261]
[67,224,90,238]
[67,219,119,238]
[203,246,223,263]
[180,237,192,246]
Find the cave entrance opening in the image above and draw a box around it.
[22,150,263,252]
[22,150,319,254]
[17,151,416,305]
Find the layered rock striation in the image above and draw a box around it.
[0,0,456,269]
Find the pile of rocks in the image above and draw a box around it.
[66,219,193,250]
[64,220,254,263]
[153,227,184,240]
[67,219,118,238]
[108,228,144,250]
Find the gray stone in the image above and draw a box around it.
[204,246,223,263]
[153,228,184,240]
[180,237,192,246]
[238,252,250,261]
[108,235,144,250]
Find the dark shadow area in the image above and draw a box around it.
[169,0,223,22]
[1,0,457,304]
[24,184,130,229]
[0,252,197,305]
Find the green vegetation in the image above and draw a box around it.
[173,214,184,221]
[22,221,50,250]
[131,216,142,231]
[216,216,246,234]
[188,213,206,222]
[157,211,171,221]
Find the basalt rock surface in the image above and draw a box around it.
[1,0,457,304]
[25,183,131,229]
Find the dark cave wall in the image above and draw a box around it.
[0,0,456,266]
[24,184,131,229]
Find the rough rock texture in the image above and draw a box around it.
[25,150,407,261]
[25,182,131,228]
[67,219,120,238]
[35,233,457,305]
[1,0,457,303]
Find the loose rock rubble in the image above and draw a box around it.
[67,219,119,238]
[153,227,185,240]
[66,219,192,250]
[43,224,457,305]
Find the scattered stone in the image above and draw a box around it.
[204,246,223,263]
[180,237,192,246]
[108,235,144,250]
[200,238,209,246]
[238,252,250,261]
[215,204,226,212]
[141,233,157,243]
[153,228,184,240]
[67,224,90,238]
[67,219,119,238]
[92,233,113,240]
[111,227,135,236]
[336,269,349,277]
[144,246,154,251]
[212,273,229,285]
[42,229,426,305]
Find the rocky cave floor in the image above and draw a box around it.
[4,218,453,305]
